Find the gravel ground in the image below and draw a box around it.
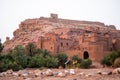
[0,68,120,80]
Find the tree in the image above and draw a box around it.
[25,43,36,56]
[36,48,43,54]
[0,39,4,53]
[42,49,50,57]
[11,45,29,68]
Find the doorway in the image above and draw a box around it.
[83,51,89,59]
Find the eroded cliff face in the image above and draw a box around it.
[3,14,117,54]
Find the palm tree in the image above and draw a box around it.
[25,43,36,56]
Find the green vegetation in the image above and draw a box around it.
[56,53,68,68]
[25,43,36,56]
[101,51,120,67]
[0,39,4,53]
[71,55,82,63]
[0,41,92,72]
[79,59,92,68]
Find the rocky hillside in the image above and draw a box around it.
[3,14,116,53]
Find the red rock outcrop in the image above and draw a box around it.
[3,14,120,61]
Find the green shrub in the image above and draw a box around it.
[101,56,112,67]
[56,53,68,68]
[79,59,92,68]
[0,39,4,53]
[45,56,58,68]
[42,49,50,57]
[101,51,118,67]
[11,45,29,68]
[0,54,22,72]
[113,57,120,68]
[0,54,14,72]
[71,55,82,63]
[28,54,44,68]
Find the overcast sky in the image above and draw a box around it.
[0,0,120,43]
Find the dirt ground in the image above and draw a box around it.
[0,62,120,80]
[0,68,120,80]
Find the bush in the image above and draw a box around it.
[71,55,82,63]
[42,49,50,57]
[79,59,92,68]
[113,57,120,68]
[56,53,68,68]
[101,51,119,67]
[29,54,58,68]
[11,45,29,68]
[45,56,58,68]
[28,54,44,68]
[0,54,14,72]
[0,54,22,72]
[101,56,112,67]
[0,39,4,53]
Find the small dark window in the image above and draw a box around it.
[51,47,52,49]
[66,43,68,46]
[61,42,63,47]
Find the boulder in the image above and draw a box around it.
[24,78,32,80]
[0,72,7,77]
[6,69,13,74]
[34,69,41,77]
[79,72,85,76]
[53,72,58,77]
[112,68,120,74]
[64,70,69,75]
[45,69,53,76]
[57,71,66,77]
[21,73,29,77]
[97,70,102,75]
[18,70,29,77]
[70,69,75,75]
[12,72,19,76]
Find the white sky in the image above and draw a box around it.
[0,0,120,43]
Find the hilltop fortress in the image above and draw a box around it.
[3,14,120,61]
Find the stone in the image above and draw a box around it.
[24,78,32,80]
[73,79,77,80]
[34,69,41,77]
[18,70,29,77]
[45,69,53,76]
[97,70,102,74]
[70,69,75,75]
[0,72,7,76]
[64,70,69,75]
[6,69,13,74]
[112,68,120,74]
[12,72,19,76]
[21,73,29,77]
[79,72,85,76]
[53,72,58,77]
[0,73,4,77]
[107,71,112,75]
[85,74,94,77]
[57,71,66,77]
